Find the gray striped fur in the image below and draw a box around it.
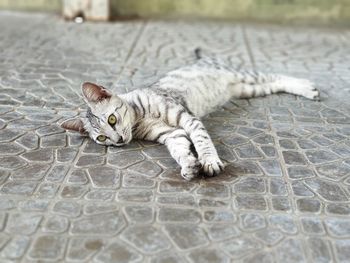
[61,52,320,180]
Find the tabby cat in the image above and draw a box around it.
[61,50,320,180]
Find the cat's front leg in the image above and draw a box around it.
[141,122,200,180]
[178,112,224,176]
[162,129,201,180]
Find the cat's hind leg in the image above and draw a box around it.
[230,71,320,100]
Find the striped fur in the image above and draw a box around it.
[61,52,320,180]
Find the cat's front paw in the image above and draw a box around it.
[200,155,225,176]
[181,159,201,181]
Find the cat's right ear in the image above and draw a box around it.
[82,82,112,104]
[60,118,87,134]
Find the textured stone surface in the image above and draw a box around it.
[0,11,350,262]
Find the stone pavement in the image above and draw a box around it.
[0,11,350,263]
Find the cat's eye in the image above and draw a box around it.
[108,114,117,126]
[96,135,107,142]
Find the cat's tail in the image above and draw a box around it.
[229,71,320,101]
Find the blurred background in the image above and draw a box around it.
[0,0,349,25]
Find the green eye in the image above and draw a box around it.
[96,135,107,142]
[108,114,117,125]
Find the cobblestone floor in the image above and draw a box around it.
[0,11,350,263]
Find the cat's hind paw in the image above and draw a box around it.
[200,155,225,177]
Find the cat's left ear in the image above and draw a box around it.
[82,82,112,104]
[60,118,87,134]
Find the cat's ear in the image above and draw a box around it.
[82,82,112,104]
[60,118,87,134]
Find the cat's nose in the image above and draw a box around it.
[117,137,124,144]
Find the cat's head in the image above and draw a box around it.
[61,82,133,146]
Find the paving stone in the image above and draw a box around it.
[259,160,282,176]
[122,171,156,188]
[21,148,53,162]
[0,129,23,142]
[35,182,59,198]
[270,178,288,196]
[235,143,263,159]
[43,215,69,233]
[150,253,184,263]
[316,162,350,181]
[287,166,315,179]
[291,181,315,197]
[282,151,307,165]
[305,178,348,202]
[237,127,263,138]
[118,189,153,202]
[235,195,268,210]
[306,238,333,263]
[29,235,67,260]
[94,241,142,263]
[41,133,66,148]
[19,200,49,212]
[206,225,241,241]
[83,140,106,154]
[84,203,118,215]
[221,236,262,259]
[222,135,248,147]
[0,156,27,169]
[127,160,163,177]
[242,251,275,263]
[334,239,350,263]
[1,181,38,196]
[53,200,81,218]
[326,203,350,215]
[196,183,229,198]
[11,163,50,180]
[0,143,24,155]
[85,190,115,201]
[275,238,306,263]
[203,210,235,223]
[240,213,266,231]
[254,228,284,246]
[260,145,277,157]
[188,248,230,263]
[301,217,326,235]
[88,166,120,188]
[76,155,104,167]
[269,215,298,234]
[71,212,126,235]
[159,180,197,193]
[158,207,201,223]
[61,185,88,198]
[121,225,171,254]
[46,164,69,182]
[124,205,153,224]
[67,237,104,262]
[253,134,274,145]
[157,195,196,207]
[1,236,30,259]
[56,147,78,162]
[234,177,266,193]
[325,218,350,237]
[296,198,321,213]
[163,224,208,250]
[108,151,144,169]
[305,150,339,164]
[271,197,292,212]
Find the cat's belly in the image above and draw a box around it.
[159,69,233,117]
